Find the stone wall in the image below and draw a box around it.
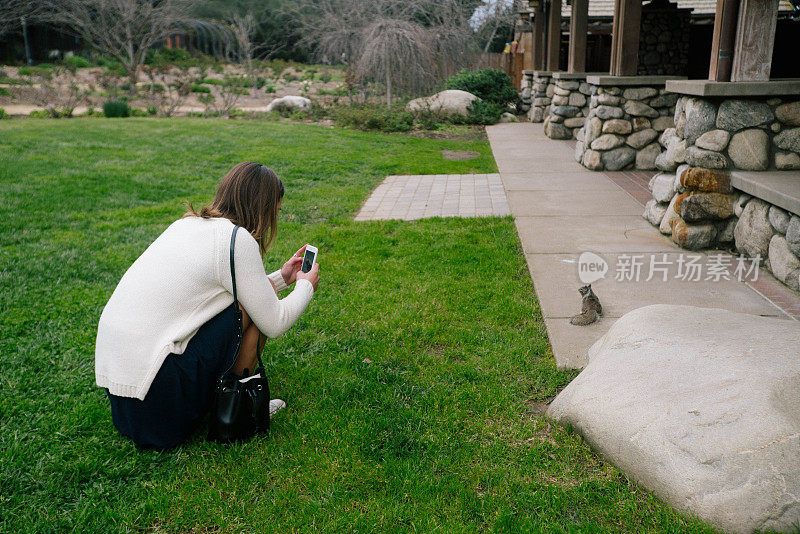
[528,72,555,123]
[543,78,592,140]
[575,84,678,171]
[643,165,800,291]
[519,71,533,114]
[638,0,691,76]
[655,96,800,172]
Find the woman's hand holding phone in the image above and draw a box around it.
[280,244,308,286]
[297,263,319,291]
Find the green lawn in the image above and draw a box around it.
[0,119,715,532]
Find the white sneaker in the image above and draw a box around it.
[269,399,286,417]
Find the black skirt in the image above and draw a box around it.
[107,302,239,449]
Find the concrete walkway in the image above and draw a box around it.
[487,123,793,368]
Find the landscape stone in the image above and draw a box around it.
[624,100,659,118]
[595,105,625,120]
[546,84,555,98]
[683,98,717,145]
[685,147,727,169]
[734,193,751,218]
[585,117,603,144]
[533,97,551,106]
[716,99,774,131]
[626,128,659,149]
[544,118,571,139]
[728,129,769,171]
[529,107,544,122]
[769,206,791,234]
[574,141,585,162]
[547,304,800,534]
[655,152,675,172]
[265,95,312,113]
[694,129,730,152]
[679,192,735,222]
[768,235,800,289]
[659,128,678,149]
[602,147,636,171]
[582,149,603,171]
[651,116,674,131]
[569,93,587,107]
[651,173,676,203]
[591,134,625,151]
[659,194,681,235]
[551,95,569,106]
[786,216,800,256]
[649,93,680,108]
[674,164,690,193]
[671,219,717,249]
[602,119,632,135]
[560,81,580,90]
[622,87,658,100]
[563,117,586,128]
[716,217,737,243]
[735,199,774,257]
[498,112,517,123]
[551,105,580,118]
[632,117,651,132]
[643,199,668,226]
[636,143,661,170]
[406,90,477,115]
[774,128,800,153]
[776,151,800,170]
[775,101,800,126]
[554,87,570,96]
[594,94,621,106]
[680,167,731,193]
[578,82,592,95]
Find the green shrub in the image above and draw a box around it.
[146,106,158,116]
[331,104,414,133]
[264,84,276,94]
[64,55,91,69]
[36,63,57,70]
[464,99,504,125]
[265,59,288,77]
[0,76,29,85]
[191,84,211,93]
[445,68,517,108]
[202,78,224,86]
[103,100,130,118]
[319,72,332,84]
[0,88,10,97]
[18,66,34,76]
[282,72,298,82]
[130,107,147,117]
[29,110,50,118]
[0,108,7,120]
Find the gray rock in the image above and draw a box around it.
[578,82,592,95]
[786,216,800,256]
[680,192,735,222]
[734,193,751,218]
[716,99,774,131]
[602,119,632,134]
[643,199,668,226]
[594,93,621,106]
[544,118,571,139]
[563,117,586,129]
[521,87,532,101]
[559,80,580,91]
[655,152,675,172]
[622,87,658,100]
[602,147,636,171]
[595,105,625,120]
[775,101,800,126]
[659,193,681,234]
[626,128,659,149]
[551,105,580,118]
[575,126,585,142]
[728,129,770,171]
[406,90,475,115]
[533,97,551,106]
[769,206,791,234]
[554,86,570,97]
[683,98,717,145]
[776,151,800,170]
[672,219,717,249]
[716,217,737,243]
[546,304,800,533]
[694,129,730,152]
[772,122,782,133]
[582,149,603,171]
[674,164,690,193]
[735,199,774,258]
[591,134,626,151]
[632,117,652,132]
[546,84,555,98]
[659,127,678,149]
[651,173,676,203]
[774,128,800,153]
[498,112,517,123]
[769,235,800,289]
[636,142,661,170]
[569,92,587,107]
[685,147,728,169]
[529,106,544,123]
[651,116,674,132]
[551,94,569,106]
[624,100,660,118]
[601,86,621,96]
[584,117,603,144]
[574,140,585,163]
[649,93,680,108]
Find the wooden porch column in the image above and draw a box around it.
[609,0,642,76]
[546,0,562,71]
[709,0,741,81]
[521,31,534,71]
[533,4,546,70]
[568,0,589,73]
[730,0,779,81]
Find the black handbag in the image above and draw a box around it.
[208,225,271,443]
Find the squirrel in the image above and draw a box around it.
[569,284,602,326]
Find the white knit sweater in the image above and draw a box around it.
[95,216,314,400]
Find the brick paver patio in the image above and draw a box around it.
[354,174,510,221]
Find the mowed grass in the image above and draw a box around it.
[0,119,715,532]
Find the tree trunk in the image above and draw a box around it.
[128,68,138,96]
[385,48,391,107]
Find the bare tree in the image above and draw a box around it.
[26,66,92,117]
[141,64,192,116]
[0,0,43,39]
[47,0,191,94]
[472,0,516,53]
[230,13,257,90]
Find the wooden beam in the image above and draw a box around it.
[521,31,534,71]
[609,0,623,75]
[709,0,741,81]
[546,0,562,71]
[568,0,589,73]
[730,0,779,81]
[533,4,546,70]
[612,0,642,76]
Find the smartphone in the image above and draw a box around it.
[301,245,318,273]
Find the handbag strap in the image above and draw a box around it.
[222,224,266,377]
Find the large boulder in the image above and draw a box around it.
[406,90,479,116]
[735,199,774,258]
[265,95,311,113]
[547,305,800,534]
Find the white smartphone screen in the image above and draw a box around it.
[301,248,317,273]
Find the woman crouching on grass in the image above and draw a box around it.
[95,162,320,450]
